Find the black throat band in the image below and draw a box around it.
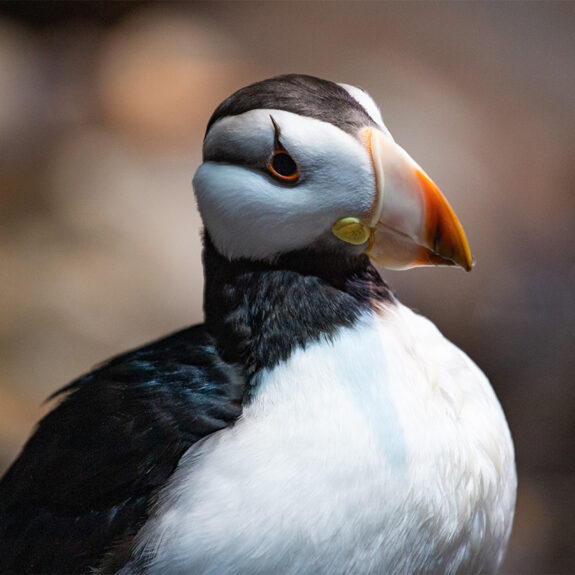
[202,233,394,388]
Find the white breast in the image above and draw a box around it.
[126,303,516,575]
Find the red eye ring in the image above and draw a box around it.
[267,151,299,182]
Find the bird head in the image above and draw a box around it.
[193,74,472,271]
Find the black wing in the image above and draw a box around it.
[0,325,244,574]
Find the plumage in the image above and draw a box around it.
[0,74,516,574]
[0,325,244,573]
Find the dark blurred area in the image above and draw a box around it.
[0,2,573,572]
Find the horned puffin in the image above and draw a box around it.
[0,74,516,574]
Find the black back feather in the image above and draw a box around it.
[0,326,244,574]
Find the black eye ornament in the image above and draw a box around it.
[267,116,300,183]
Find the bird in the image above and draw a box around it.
[0,74,516,574]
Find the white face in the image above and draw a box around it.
[193,108,377,261]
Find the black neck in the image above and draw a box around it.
[202,233,394,385]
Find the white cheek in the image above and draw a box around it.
[194,164,306,259]
[194,159,375,261]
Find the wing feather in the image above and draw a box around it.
[0,325,244,574]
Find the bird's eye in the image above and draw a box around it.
[268,151,299,182]
[267,116,299,183]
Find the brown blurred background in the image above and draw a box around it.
[0,2,573,572]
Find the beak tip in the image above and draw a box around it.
[453,245,473,272]
[458,239,474,272]
[452,249,474,272]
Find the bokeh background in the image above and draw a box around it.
[0,2,573,572]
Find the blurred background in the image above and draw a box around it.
[0,2,573,572]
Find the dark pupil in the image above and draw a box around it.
[272,152,297,177]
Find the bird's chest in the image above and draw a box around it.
[134,306,515,574]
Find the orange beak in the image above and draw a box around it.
[363,127,473,271]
